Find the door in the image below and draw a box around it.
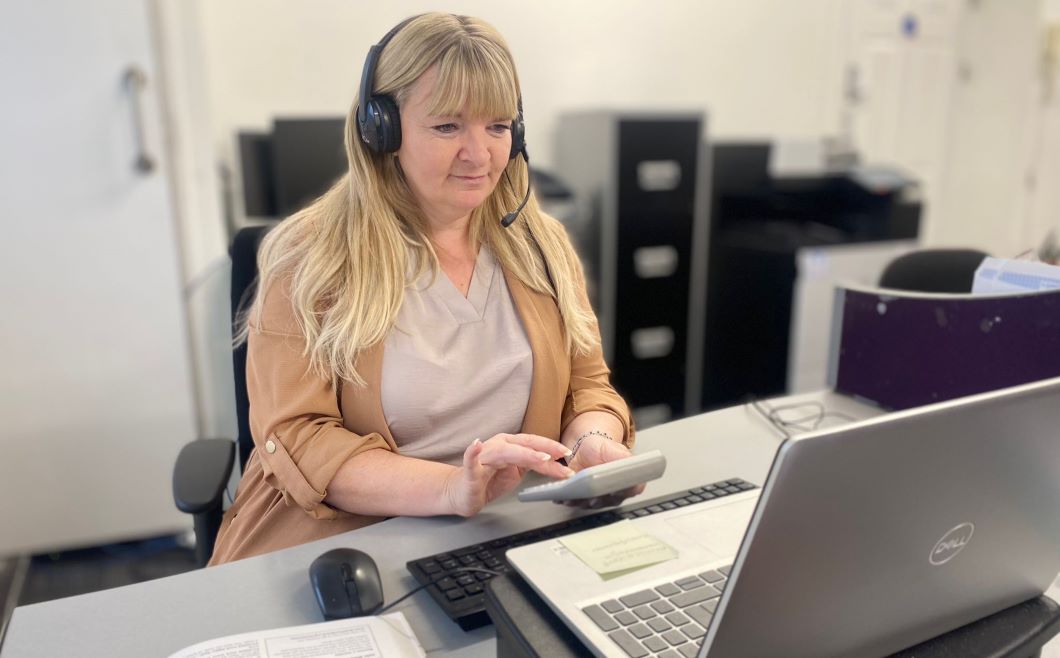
[0,1,198,554]
[845,0,962,240]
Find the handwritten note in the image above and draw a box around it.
[560,520,678,580]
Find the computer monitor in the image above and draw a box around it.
[828,285,1060,410]
[271,118,347,217]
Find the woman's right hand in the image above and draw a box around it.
[444,433,574,517]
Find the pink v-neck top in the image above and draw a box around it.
[380,246,534,464]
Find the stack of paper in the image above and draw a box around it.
[973,257,1060,294]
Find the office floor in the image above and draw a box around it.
[0,534,197,648]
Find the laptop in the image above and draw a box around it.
[507,376,1060,657]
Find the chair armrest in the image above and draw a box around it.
[173,438,236,514]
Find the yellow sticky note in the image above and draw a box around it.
[560,520,678,580]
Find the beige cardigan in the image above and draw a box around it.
[209,264,634,565]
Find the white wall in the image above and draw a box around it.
[193,0,847,210]
[932,0,1045,256]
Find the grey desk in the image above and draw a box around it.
[2,392,1056,657]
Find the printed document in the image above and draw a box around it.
[167,612,424,658]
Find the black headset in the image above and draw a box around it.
[356,15,526,161]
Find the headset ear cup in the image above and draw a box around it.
[509,116,525,160]
[374,95,402,153]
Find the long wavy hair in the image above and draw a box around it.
[238,12,598,386]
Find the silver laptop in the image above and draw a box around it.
[507,377,1060,658]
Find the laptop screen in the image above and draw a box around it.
[829,286,1060,410]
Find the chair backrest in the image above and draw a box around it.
[230,225,272,471]
[878,248,988,293]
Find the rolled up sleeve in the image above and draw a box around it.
[246,281,395,519]
[559,252,636,448]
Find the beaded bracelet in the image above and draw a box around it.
[569,429,615,460]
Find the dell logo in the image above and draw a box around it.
[930,523,974,565]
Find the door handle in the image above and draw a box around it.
[123,65,155,174]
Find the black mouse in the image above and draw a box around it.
[309,548,384,620]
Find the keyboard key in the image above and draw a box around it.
[601,599,624,614]
[456,575,474,586]
[440,559,458,570]
[699,570,724,583]
[671,585,719,608]
[662,629,688,646]
[421,561,441,574]
[715,579,726,591]
[648,617,672,633]
[657,651,681,658]
[633,509,650,517]
[607,629,649,658]
[644,636,669,652]
[655,583,681,597]
[614,611,638,626]
[704,599,718,613]
[647,505,664,513]
[619,589,660,607]
[678,643,700,658]
[463,584,483,595]
[724,486,741,494]
[681,623,706,640]
[687,604,712,629]
[475,550,491,560]
[689,487,705,494]
[633,605,656,620]
[687,494,704,503]
[737,482,756,490]
[665,611,690,626]
[475,571,493,581]
[700,492,716,500]
[675,576,704,590]
[674,498,690,507]
[445,589,465,601]
[628,623,652,639]
[718,565,732,576]
[436,578,458,591]
[660,502,677,510]
[583,604,619,632]
[650,599,675,614]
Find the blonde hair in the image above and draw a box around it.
[239,13,598,385]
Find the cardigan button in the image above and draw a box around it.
[265,440,276,454]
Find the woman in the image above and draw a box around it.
[210,12,638,565]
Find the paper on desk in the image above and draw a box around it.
[167,612,424,658]
[560,520,678,580]
[973,257,1060,294]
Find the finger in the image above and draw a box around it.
[478,441,570,471]
[525,458,575,480]
[496,434,573,460]
[462,438,486,471]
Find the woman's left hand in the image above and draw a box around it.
[559,433,646,509]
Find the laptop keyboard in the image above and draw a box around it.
[582,565,732,658]
[406,478,756,630]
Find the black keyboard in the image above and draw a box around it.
[406,478,758,631]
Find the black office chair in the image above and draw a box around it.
[879,248,989,293]
[172,225,271,566]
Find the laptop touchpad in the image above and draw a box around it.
[664,498,757,559]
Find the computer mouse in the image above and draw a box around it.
[308,548,384,620]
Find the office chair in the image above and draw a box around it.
[172,224,271,566]
[879,248,989,293]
